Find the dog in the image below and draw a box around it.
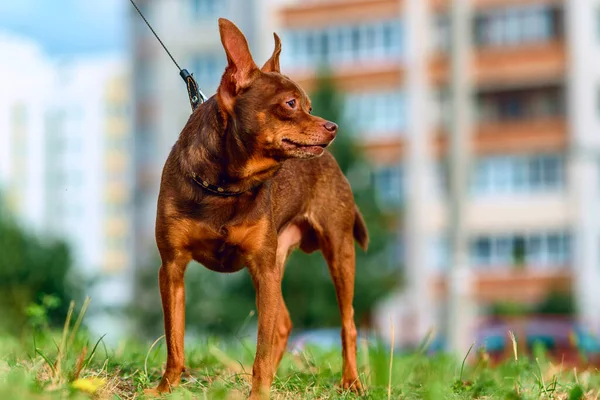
[151,18,368,399]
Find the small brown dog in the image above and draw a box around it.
[151,18,368,399]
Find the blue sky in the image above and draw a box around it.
[0,0,126,55]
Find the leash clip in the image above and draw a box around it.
[180,69,207,111]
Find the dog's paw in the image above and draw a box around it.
[142,388,162,398]
[339,377,364,396]
[143,381,174,398]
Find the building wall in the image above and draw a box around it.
[566,0,600,332]
[0,33,55,232]
[127,0,600,341]
[274,0,600,344]
[45,57,134,338]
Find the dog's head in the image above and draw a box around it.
[216,18,337,160]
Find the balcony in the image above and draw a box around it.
[290,62,404,92]
[475,117,567,153]
[280,0,402,28]
[431,268,572,303]
[431,0,564,12]
[434,117,567,156]
[431,40,566,87]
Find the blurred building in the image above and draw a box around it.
[0,33,134,339]
[275,0,600,347]
[0,33,56,231]
[128,0,600,346]
[48,57,135,338]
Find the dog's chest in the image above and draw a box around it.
[188,218,269,273]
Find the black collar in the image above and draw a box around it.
[190,173,261,197]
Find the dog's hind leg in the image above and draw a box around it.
[271,224,302,372]
[272,300,292,370]
[321,229,363,394]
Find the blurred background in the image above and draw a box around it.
[1,0,600,365]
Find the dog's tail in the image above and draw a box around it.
[353,206,369,251]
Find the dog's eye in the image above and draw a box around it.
[309,107,313,114]
[286,99,296,109]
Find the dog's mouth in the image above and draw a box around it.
[281,138,329,156]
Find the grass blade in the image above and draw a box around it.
[459,343,474,383]
[388,316,394,400]
[67,296,91,350]
[36,348,56,375]
[55,300,75,383]
[144,335,165,378]
[83,334,107,371]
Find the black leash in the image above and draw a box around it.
[129,0,207,110]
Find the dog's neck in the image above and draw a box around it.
[177,97,282,196]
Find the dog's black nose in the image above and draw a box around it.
[324,121,337,132]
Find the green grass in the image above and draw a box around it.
[1,302,599,399]
[2,332,600,399]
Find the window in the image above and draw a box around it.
[472,154,564,195]
[191,0,221,18]
[477,86,564,122]
[474,6,558,47]
[470,232,570,268]
[343,91,406,136]
[372,165,403,208]
[191,54,223,94]
[546,233,570,265]
[282,20,403,68]
[473,238,493,265]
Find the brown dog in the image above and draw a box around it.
[151,18,368,399]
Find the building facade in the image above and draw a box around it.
[275,0,600,347]
[129,0,600,347]
[47,57,135,337]
[0,33,55,232]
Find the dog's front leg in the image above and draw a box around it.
[156,253,190,393]
[248,247,281,399]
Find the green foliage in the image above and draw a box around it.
[0,200,81,336]
[489,290,575,318]
[25,294,62,331]
[535,290,575,316]
[489,301,531,317]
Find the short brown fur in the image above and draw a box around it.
[149,18,368,399]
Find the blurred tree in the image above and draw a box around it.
[0,198,81,335]
[134,73,401,337]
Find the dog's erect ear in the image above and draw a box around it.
[217,18,259,114]
[261,33,282,73]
